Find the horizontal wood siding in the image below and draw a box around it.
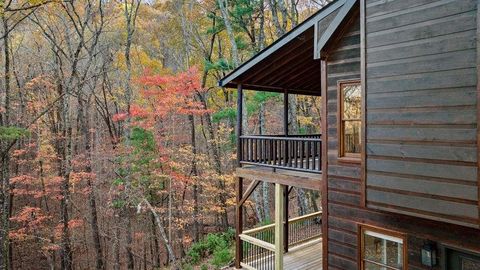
[326,12,362,270]
[365,0,480,228]
[324,2,480,269]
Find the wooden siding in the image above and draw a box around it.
[325,11,363,270]
[323,2,480,269]
[365,0,479,228]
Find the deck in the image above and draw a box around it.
[238,238,322,270]
[239,212,322,270]
[284,238,322,270]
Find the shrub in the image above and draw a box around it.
[185,229,234,268]
[210,248,232,268]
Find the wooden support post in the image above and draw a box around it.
[283,89,289,166]
[283,185,289,253]
[237,84,243,166]
[284,89,289,136]
[283,89,289,254]
[235,84,243,269]
[275,183,285,270]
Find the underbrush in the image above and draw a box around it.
[183,228,235,269]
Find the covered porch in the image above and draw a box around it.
[219,0,357,269]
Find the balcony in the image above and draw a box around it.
[238,134,322,174]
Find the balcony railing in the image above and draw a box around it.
[239,134,322,173]
[240,211,322,270]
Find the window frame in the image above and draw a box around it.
[359,224,408,270]
[337,79,362,163]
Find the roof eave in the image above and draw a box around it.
[218,0,347,88]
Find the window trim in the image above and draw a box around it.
[358,224,408,270]
[337,79,362,163]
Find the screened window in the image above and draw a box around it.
[339,81,361,158]
[361,228,405,270]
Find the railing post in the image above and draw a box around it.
[275,183,285,270]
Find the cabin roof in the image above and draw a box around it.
[218,0,357,96]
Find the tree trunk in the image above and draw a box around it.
[113,218,120,270]
[268,0,285,37]
[257,0,266,51]
[218,0,239,67]
[277,0,289,31]
[253,189,264,223]
[150,213,161,268]
[258,103,271,222]
[126,215,134,270]
[189,115,201,242]
[143,199,176,265]
[79,99,104,270]
[296,188,308,216]
[58,82,73,270]
[288,95,298,134]
[0,12,11,270]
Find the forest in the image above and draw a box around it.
[0,0,329,269]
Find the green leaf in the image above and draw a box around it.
[0,126,30,141]
[212,107,236,123]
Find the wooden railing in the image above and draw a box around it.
[239,212,322,270]
[239,135,322,173]
[288,211,322,246]
[240,234,275,270]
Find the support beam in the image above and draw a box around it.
[239,180,260,206]
[235,84,244,269]
[275,183,285,270]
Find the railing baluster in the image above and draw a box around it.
[239,135,322,173]
[249,138,252,162]
[300,142,304,169]
[306,141,310,170]
[255,139,259,162]
[319,141,322,171]
[264,139,268,165]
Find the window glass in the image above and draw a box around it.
[343,121,361,154]
[363,230,404,270]
[343,84,361,119]
[340,82,361,157]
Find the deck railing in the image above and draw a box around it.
[239,211,322,270]
[240,234,276,270]
[239,134,322,173]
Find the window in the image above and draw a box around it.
[361,226,406,270]
[339,80,362,159]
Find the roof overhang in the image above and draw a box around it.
[218,0,358,96]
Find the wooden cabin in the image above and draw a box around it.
[219,0,480,269]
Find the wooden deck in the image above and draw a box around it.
[238,238,322,270]
[236,165,322,190]
[284,238,322,270]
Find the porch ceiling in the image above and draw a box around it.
[218,0,357,96]
[223,28,320,95]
